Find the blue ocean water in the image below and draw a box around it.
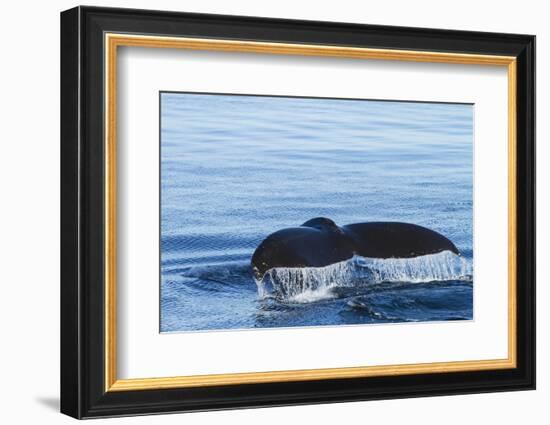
[160,93,473,332]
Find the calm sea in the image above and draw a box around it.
[160,93,473,332]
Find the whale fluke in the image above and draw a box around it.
[251,217,459,280]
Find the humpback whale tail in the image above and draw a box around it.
[251,217,459,280]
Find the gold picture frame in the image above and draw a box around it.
[104,33,517,392]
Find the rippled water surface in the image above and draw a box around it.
[160,93,473,332]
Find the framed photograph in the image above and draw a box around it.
[60,6,535,419]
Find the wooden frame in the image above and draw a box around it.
[61,5,535,419]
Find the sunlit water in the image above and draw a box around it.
[160,93,473,332]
